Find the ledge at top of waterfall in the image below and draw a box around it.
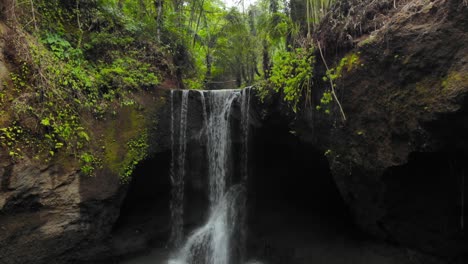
[168,88,252,264]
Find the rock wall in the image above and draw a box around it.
[0,154,123,263]
[300,0,468,258]
[0,0,467,263]
[0,18,172,262]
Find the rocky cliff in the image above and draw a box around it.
[300,0,468,259]
[0,0,467,263]
[0,19,170,262]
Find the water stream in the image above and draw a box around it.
[169,90,190,247]
[168,88,251,264]
[121,88,442,264]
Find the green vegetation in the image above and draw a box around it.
[269,46,315,112]
[120,132,149,182]
[315,51,361,120]
[1,0,341,180]
[316,91,333,114]
[80,152,100,176]
[0,124,23,159]
[101,105,148,181]
[442,71,468,92]
[323,52,361,83]
[0,0,162,179]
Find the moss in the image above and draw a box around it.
[325,52,362,82]
[103,126,120,173]
[441,71,468,92]
[415,79,432,94]
[0,110,11,126]
[341,52,362,73]
[409,70,468,113]
[119,132,149,182]
[410,77,442,110]
[0,0,167,168]
[103,105,148,181]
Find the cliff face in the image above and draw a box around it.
[0,155,122,263]
[0,18,171,262]
[0,0,467,263]
[302,0,468,258]
[0,100,169,264]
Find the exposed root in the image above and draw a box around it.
[317,41,347,122]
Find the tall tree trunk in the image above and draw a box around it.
[173,0,181,28]
[2,0,17,23]
[205,52,212,83]
[262,40,270,79]
[139,0,146,19]
[235,60,242,87]
[154,0,164,41]
[29,0,38,31]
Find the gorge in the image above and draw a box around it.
[0,0,467,264]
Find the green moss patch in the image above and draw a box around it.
[442,71,468,93]
[103,106,149,182]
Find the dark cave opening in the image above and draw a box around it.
[112,150,172,252]
[111,140,211,259]
[246,113,357,263]
[382,151,468,257]
[250,125,347,216]
[110,101,468,264]
[111,109,368,263]
[111,128,468,264]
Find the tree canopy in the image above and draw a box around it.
[0,0,337,176]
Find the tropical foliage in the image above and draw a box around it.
[0,0,339,179]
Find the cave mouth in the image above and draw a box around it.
[246,115,358,262]
[382,150,468,257]
[110,125,468,263]
[111,150,172,255]
[111,117,365,263]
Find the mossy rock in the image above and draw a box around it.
[102,105,147,181]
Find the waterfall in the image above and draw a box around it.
[169,90,190,247]
[168,88,252,264]
[240,88,251,183]
[206,91,238,206]
[238,88,251,262]
[199,91,208,130]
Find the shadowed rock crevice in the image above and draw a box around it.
[246,111,356,264]
[381,151,468,258]
[296,0,468,259]
[1,164,13,192]
[111,151,172,254]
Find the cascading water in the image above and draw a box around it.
[168,88,252,264]
[169,90,190,247]
[240,88,251,183]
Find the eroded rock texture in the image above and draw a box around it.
[0,0,467,263]
[304,0,468,258]
[0,154,123,264]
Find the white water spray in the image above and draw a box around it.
[169,90,190,247]
[168,88,252,264]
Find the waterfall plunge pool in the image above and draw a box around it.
[108,89,443,264]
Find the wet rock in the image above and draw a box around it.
[300,0,468,258]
